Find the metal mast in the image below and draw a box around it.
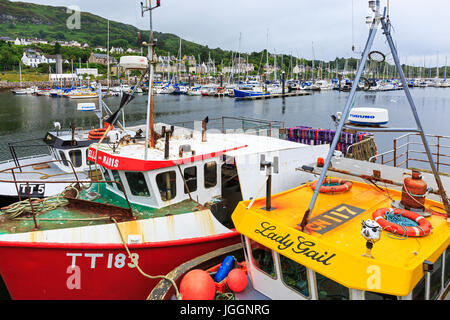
[141,0,161,159]
[298,0,450,231]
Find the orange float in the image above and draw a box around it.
[372,208,432,237]
[310,178,352,194]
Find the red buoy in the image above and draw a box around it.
[226,269,248,293]
[180,269,216,300]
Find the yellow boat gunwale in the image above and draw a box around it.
[232,178,450,297]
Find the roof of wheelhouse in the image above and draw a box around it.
[88,122,311,172]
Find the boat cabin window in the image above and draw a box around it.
[156,171,177,201]
[315,272,350,300]
[69,150,83,168]
[429,254,443,300]
[183,166,197,193]
[111,170,124,193]
[249,239,276,279]
[279,255,310,298]
[125,172,150,197]
[59,151,67,166]
[101,168,113,187]
[364,291,397,300]
[204,161,217,189]
[445,247,449,287]
[412,275,426,300]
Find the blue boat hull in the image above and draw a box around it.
[233,89,269,98]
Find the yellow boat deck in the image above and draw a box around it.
[232,178,450,296]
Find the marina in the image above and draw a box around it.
[0,0,448,306]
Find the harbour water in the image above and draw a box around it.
[0,87,449,168]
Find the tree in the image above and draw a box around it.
[55,32,65,40]
[54,42,62,54]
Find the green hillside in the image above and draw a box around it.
[0,0,236,65]
[3,0,419,80]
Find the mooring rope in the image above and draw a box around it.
[111,217,183,300]
[0,185,80,220]
[384,209,425,240]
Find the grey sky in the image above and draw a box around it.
[10,0,450,67]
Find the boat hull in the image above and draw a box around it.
[0,232,239,300]
[233,89,269,98]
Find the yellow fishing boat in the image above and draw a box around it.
[231,174,449,300]
[148,0,449,301]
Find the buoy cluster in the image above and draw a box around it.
[179,256,247,300]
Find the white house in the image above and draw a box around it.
[21,51,57,68]
[110,47,124,54]
[14,38,31,46]
[126,48,140,54]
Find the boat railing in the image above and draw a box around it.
[6,138,51,172]
[0,160,133,229]
[369,133,450,174]
[171,116,285,138]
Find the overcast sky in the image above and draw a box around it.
[10,0,450,67]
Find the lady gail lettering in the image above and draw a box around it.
[254,222,336,266]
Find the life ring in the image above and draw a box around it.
[372,208,432,237]
[310,178,352,194]
[88,128,107,140]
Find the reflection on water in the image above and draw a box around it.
[0,88,449,165]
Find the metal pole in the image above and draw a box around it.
[144,1,158,159]
[297,17,379,231]
[380,16,450,217]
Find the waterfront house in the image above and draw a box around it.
[88,52,117,65]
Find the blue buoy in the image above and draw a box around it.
[214,256,235,283]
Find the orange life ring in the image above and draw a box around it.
[372,208,432,237]
[88,128,107,140]
[310,178,352,194]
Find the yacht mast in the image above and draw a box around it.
[107,19,110,91]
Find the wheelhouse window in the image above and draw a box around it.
[69,150,83,168]
[101,168,113,186]
[249,239,276,279]
[204,161,217,188]
[59,151,67,166]
[279,255,310,298]
[412,275,426,300]
[111,170,124,193]
[125,172,150,197]
[364,292,397,300]
[156,171,177,201]
[315,272,349,300]
[445,247,449,286]
[430,254,443,300]
[183,166,197,194]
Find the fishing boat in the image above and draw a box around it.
[0,4,330,300]
[0,116,330,299]
[0,114,139,209]
[147,0,450,301]
[150,162,449,301]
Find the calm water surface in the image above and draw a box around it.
[0,88,449,162]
